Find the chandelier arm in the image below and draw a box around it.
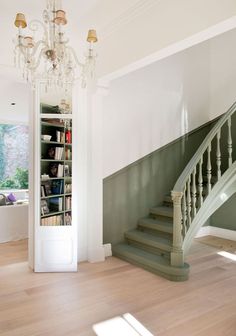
[30,40,47,58]
[29,19,49,47]
[28,48,46,71]
[66,46,84,68]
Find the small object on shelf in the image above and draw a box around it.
[41,174,49,180]
[41,135,52,141]
[41,200,49,216]
[64,164,70,177]
[65,213,72,225]
[65,129,71,143]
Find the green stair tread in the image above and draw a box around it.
[125,229,172,251]
[150,206,173,218]
[163,195,173,205]
[138,217,173,234]
[113,243,189,281]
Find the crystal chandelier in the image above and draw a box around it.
[13,0,98,88]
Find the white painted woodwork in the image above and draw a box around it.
[198,157,203,207]
[172,102,236,265]
[227,116,233,167]
[187,177,192,228]
[182,185,187,237]
[216,130,222,180]
[191,168,197,218]
[32,82,78,272]
[207,144,212,194]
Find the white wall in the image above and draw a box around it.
[103,41,211,177]
[209,28,236,119]
[103,28,236,178]
[0,80,29,124]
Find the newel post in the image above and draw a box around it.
[171,191,184,267]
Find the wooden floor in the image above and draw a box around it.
[0,238,236,336]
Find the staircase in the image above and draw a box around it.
[113,103,236,281]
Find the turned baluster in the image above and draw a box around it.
[228,117,233,167]
[192,168,197,218]
[187,176,192,228]
[216,130,221,180]
[207,144,212,194]
[182,184,187,236]
[198,157,203,207]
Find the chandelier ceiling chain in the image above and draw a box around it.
[14,0,98,89]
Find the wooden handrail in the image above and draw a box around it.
[172,101,236,193]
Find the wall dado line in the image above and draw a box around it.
[103,114,236,245]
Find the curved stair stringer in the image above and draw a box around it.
[183,161,236,256]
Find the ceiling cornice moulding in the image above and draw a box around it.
[100,0,159,39]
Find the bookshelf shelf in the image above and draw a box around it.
[41,140,65,145]
[41,121,65,128]
[41,211,64,218]
[41,194,64,199]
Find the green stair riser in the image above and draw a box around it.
[126,238,171,259]
[138,226,173,240]
[113,249,189,282]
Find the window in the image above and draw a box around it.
[0,124,29,190]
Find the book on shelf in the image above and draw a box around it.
[56,130,65,143]
[48,163,64,177]
[57,164,64,177]
[65,147,71,160]
[42,181,52,196]
[45,146,64,160]
[41,214,63,226]
[55,147,64,160]
[48,197,63,212]
[65,196,72,210]
[51,179,63,195]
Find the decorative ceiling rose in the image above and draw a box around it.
[13,0,98,89]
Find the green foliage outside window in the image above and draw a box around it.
[0,168,29,189]
[0,124,29,190]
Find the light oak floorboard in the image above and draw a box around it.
[0,237,235,335]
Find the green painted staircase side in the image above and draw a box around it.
[112,196,190,281]
[112,175,218,281]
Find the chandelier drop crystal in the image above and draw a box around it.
[13,0,98,89]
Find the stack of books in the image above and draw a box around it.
[56,130,65,143]
[54,147,64,160]
[41,215,63,226]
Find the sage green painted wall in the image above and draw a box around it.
[210,194,236,231]
[103,121,213,245]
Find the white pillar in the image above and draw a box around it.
[87,84,109,262]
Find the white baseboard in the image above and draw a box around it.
[88,247,105,263]
[196,226,236,241]
[104,243,112,257]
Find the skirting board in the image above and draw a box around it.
[104,243,112,257]
[196,226,236,241]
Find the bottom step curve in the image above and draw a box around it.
[113,243,189,281]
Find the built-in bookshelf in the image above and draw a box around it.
[40,104,72,226]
